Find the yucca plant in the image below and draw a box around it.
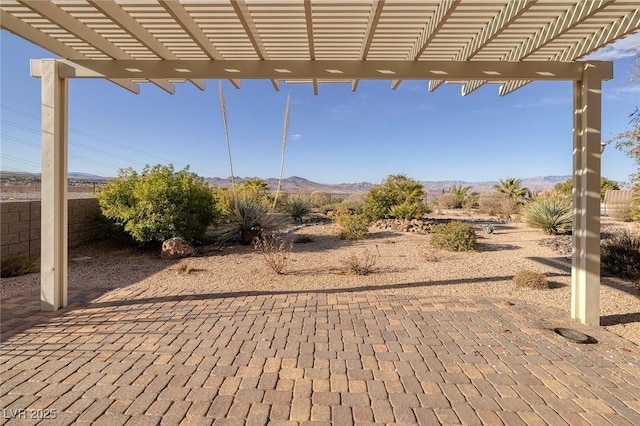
[213,193,279,245]
[218,80,238,207]
[284,195,310,223]
[524,194,572,235]
[273,93,291,209]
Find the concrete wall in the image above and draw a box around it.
[1,198,100,260]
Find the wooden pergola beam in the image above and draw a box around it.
[41,59,607,82]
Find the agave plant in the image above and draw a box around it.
[482,224,495,234]
[524,194,572,235]
[284,195,310,223]
[217,193,285,245]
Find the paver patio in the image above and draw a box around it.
[1,285,639,425]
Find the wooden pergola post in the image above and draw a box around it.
[571,63,603,325]
[37,59,69,311]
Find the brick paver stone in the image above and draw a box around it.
[1,292,639,425]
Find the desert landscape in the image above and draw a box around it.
[3,209,638,347]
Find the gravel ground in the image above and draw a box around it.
[2,213,639,346]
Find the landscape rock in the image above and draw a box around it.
[161,237,194,260]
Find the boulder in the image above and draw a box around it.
[161,237,195,260]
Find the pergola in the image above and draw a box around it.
[1,1,639,325]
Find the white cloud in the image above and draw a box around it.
[290,134,301,141]
[584,31,640,61]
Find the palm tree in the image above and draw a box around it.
[241,178,270,197]
[494,178,531,205]
[450,185,471,209]
[388,174,425,204]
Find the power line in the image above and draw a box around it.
[2,120,148,167]
[1,154,40,169]
[1,103,179,165]
[1,102,215,177]
[2,134,122,170]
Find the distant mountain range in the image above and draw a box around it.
[2,171,630,193]
[207,175,577,194]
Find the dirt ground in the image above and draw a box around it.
[2,211,639,346]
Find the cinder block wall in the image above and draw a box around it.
[1,198,101,260]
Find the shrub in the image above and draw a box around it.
[341,249,377,275]
[363,174,425,220]
[610,202,634,222]
[342,200,365,215]
[601,231,640,281]
[478,192,516,216]
[513,270,549,289]
[336,213,370,241]
[554,176,620,201]
[211,186,234,225]
[97,164,215,244]
[434,194,459,209]
[430,221,477,251]
[254,232,292,274]
[1,256,38,278]
[310,190,332,207]
[389,201,431,219]
[524,193,572,235]
[284,195,310,223]
[319,202,343,215]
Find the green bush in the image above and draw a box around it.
[601,231,640,280]
[336,213,370,241]
[97,164,215,244]
[284,195,310,223]
[430,221,477,251]
[1,256,38,278]
[389,201,430,219]
[553,176,620,201]
[211,186,234,226]
[363,174,425,220]
[524,193,572,235]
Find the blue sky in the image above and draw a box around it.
[1,30,638,185]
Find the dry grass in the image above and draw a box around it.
[341,249,378,275]
[513,269,548,289]
[253,232,292,274]
[175,261,192,275]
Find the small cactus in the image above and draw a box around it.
[482,224,495,234]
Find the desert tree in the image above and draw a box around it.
[494,177,532,205]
